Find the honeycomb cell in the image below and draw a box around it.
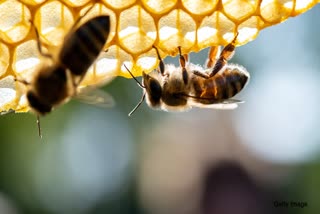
[0,0,31,43]
[0,75,17,113]
[119,5,156,55]
[0,73,28,113]
[222,0,258,21]
[34,1,74,46]
[215,12,237,42]
[182,0,218,15]
[82,51,118,86]
[84,45,133,78]
[158,9,196,54]
[260,0,294,23]
[133,49,158,77]
[294,0,316,15]
[197,11,236,50]
[62,0,91,7]
[142,0,177,14]
[0,43,9,78]
[238,16,264,45]
[103,0,136,9]
[13,40,42,82]
[197,19,219,48]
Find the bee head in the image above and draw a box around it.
[142,72,162,107]
[27,91,52,115]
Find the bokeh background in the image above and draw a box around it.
[0,4,319,214]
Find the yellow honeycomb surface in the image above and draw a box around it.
[0,0,319,113]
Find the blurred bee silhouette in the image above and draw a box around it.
[126,33,250,115]
[14,4,113,137]
[201,162,270,214]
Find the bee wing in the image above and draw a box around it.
[189,99,244,110]
[74,86,115,108]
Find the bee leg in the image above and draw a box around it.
[183,53,189,63]
[29,20,53,59]
[206,46,219,68]
[153,45,165,75]
[71,72,89,96]
[76,74,86,86]
[14,77,30,85]
[36,115,43,139]
[71,77,83,96]
[193,70,209,79]
[209,32,239,77]
[178,46,188,85]
[72,79,78,95]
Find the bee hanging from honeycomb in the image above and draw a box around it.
[126,32,250,115]
[15,5,113,138]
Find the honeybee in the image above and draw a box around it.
[126,33,250,115]
[15,6,112,137]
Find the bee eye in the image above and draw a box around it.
[149,79,162,101]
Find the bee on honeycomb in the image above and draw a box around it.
[0,0,318,114]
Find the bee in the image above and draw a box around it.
[15,5,112,137]
[126,33,250,115]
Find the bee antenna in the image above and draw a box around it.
[36,115,43,139]
[123,64,145,89]
[128,92,146,117]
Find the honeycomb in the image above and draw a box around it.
[0,0,318,113]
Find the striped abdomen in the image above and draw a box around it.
[59,15,110,76]
[193,66,249,103]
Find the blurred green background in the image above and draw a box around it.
[0,5,320,214]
